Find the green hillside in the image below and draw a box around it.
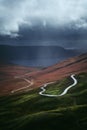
[0,73,87,130]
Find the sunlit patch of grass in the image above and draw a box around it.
[45,77,73,95]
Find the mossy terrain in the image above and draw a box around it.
[0,73,87,130]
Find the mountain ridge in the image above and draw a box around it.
[28,52,87,88]
[0,53,87,95]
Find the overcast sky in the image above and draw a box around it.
[0,0,87,67]
[0,0,87,49]
[0,0,87,35]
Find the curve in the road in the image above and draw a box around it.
[39,74,77,97]
[11,78,33,93]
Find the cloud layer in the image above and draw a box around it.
[0,0,87,36]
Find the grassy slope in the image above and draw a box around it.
[0,73,87,130]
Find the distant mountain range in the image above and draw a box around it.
[0,45,80,67]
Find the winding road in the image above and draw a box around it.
[39,74,77,97]
[11,74,77,96]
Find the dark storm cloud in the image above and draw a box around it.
[0,0,87,37]
[0,0,87,52]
